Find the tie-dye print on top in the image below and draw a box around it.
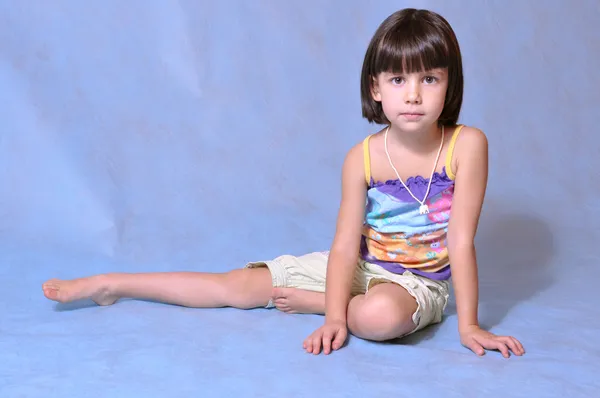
[359,125,464,281]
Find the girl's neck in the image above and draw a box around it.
[386,123,443,154]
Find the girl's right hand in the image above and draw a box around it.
[303,319,348,355]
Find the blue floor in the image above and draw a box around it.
[4,236,600,397]
[2,1,599,397]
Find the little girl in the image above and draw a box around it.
[43,8,524,358]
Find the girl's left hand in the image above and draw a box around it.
[460,325,525,358]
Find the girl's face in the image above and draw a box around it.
[371,68,449,132]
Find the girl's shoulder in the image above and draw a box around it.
[451,124,488,158]
[453,123,486,141]
[449,124,488,182]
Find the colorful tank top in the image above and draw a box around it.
[359,125,464,281]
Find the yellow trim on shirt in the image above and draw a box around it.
[445,124,464,180]
[363,135,372,185]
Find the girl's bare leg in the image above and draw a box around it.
[42,268,273,309]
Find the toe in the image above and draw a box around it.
[272,287,286,299]
[43,287,59,300]
[43,279,61,290]
[279,306,294,314]
[274,300,292,312]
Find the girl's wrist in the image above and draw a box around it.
[325,315,347,325]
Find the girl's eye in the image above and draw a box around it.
[424,76,437,84]
[392,77,404,84]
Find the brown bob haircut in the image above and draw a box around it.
[360,9,464,126]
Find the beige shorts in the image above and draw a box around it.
[246,251,450,335]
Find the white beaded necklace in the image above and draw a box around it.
[383,125,445,215]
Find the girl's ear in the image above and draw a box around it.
[371,76,382,102]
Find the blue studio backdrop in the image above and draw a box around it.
[1,1,599,397]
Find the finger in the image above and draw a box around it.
[490,340,510,358]
[511,338,524,355]
[311,336,322,355]
[509,337,525,355]
[304,336,313,352]
[475,336,508,358]
[332,328,347,351]
[466,339,485,356]
[322,330,334,355]
[471,335,505,358]
[500,337,521,356]
[308,333,321,355]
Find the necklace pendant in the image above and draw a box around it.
[419,204,430,215]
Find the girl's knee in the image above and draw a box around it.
[223,268,272,309]
[347,289,417,341]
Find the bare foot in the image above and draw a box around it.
[271,288,325,314]
[42,275,118,306]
